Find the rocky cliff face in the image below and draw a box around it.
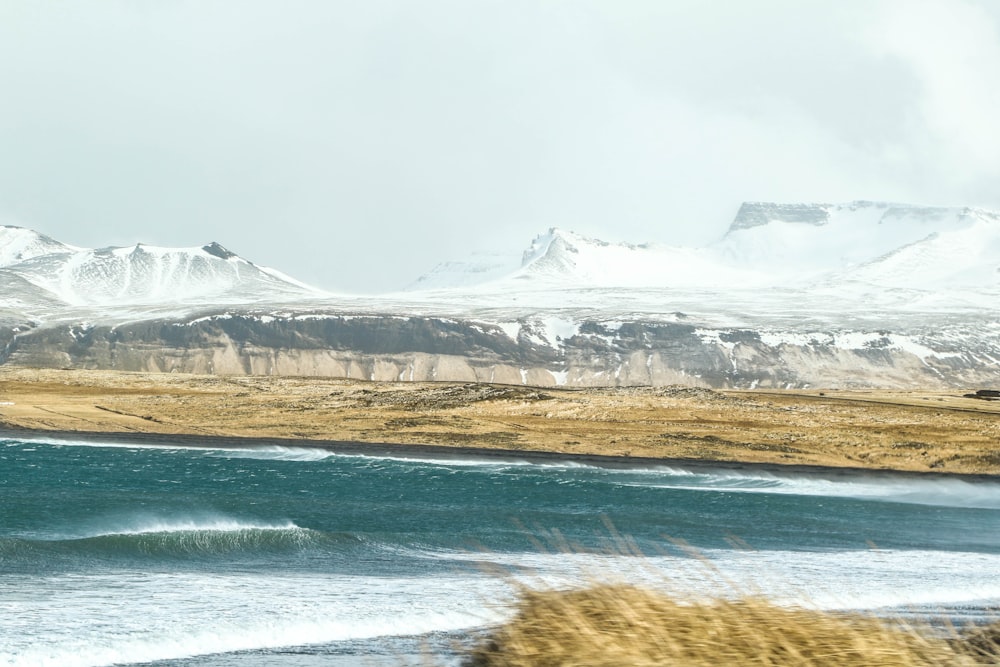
[3,313,995,389]
[728,202,833,231]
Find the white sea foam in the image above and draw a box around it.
[203,446,538,466]
[297,450,544,468]
[209,445,338,461]
[8,437,345,461]
[5,435,220,453]
[6,437,567,468]
[611,469,1000,509]
[429,547,1000,612]
[4,547,998,666]
[322,454,1000,510]
[84,516,301,538]
[24,511,306,543]
[0,572,504,667]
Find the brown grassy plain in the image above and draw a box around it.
[1,367,999,474]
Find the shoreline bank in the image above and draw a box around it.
[5,424,1000,484]
[3,367,1000,475]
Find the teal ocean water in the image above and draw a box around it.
[3,435,1000,666]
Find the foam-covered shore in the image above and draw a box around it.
[3,425,1000,486]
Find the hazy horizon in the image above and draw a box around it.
[3,1,999,292]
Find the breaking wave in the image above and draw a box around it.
[0,516,365,561]
[610,467,1000,509]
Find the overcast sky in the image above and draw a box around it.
[2,0,999,293]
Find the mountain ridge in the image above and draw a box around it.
[0,225,78,267]
[2,201,998,389]
[405,201,1000,292]
[0,227,323,308]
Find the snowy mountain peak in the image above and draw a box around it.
[202,242,238,260]
[520,228,640,270]
[711,201,1000,289]
[408,200,1000,293]
[407,228,645,291]
[519,228,624,279]
[522,228,578,268]
[0,225,76,267]
[511,228,717,288]
[2,233,322,309]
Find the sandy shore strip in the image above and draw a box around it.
[1,367,999,476]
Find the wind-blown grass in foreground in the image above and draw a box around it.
[463,584,1000,666]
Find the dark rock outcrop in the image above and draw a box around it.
[3,311,998,389]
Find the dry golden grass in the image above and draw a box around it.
[958,622,1000,663]
[464,584,995,666]
[2,367,1000,473]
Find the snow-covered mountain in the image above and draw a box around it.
[510,228,744,287]
[2,203,999,390]
[410,201,1000,293]
[408,227,742,289]
[0,226,76,266]
[716,201,1000,290]
[0,226,323,309]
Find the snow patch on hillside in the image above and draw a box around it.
[0,226,77,267]
[407,252,521,290]
[2,238,323,308]
[509,228,766,288]
[714,201,995,282]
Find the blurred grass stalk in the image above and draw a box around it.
[464,583,1000,666]
[462,522,1000,666]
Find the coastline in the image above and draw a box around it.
[4,424,1000,484]
[3,367,1000,476]
[5,370,1000,667]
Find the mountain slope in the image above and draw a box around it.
[1,232,323,309]
[715,201,1000,288]
[407,201,1000,293]
[510,228,754,288]
[406,252,522,290]
[0,226,77,266]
